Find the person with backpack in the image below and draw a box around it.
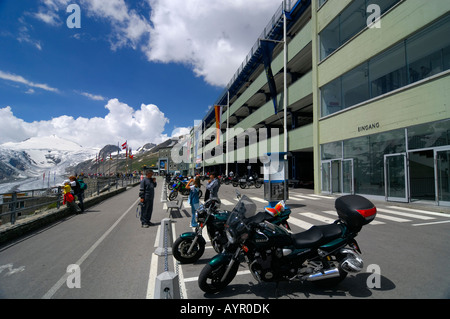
[70,175,86,213]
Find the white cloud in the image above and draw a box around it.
[0,70,58,92]
[79,91,106,101]
[36,0,280,87]
[144,0,281,86]
[0,99,174,149]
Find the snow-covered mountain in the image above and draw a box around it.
[0,135,99,193]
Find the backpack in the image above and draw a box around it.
[78,179,87,190]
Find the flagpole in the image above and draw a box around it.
[283,0,288,201]
[226,91,230,176]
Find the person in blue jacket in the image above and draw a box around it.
[187,176,201,227]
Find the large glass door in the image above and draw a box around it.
[321,161,331,194]
[321,159,354,194]
[342,159,354,194]
[384,153,408,202]
[436,148,450,206]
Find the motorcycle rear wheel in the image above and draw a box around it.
[198,261,239,293]
[173,237,205,264]
[239,182,247,189]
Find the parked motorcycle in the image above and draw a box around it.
[239,174,262,189]
[173,193,291,264]
[169,180,203,201]
[198,194,377,293]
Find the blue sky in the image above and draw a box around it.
[0,0,281,149]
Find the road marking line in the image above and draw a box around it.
[291,195,320,200]
[377,208,434,220]
[386,206,450,218]
[373,213,410,223]
[146,248,159,299]
[42,198,140,299]
[300,212,335,224]
[412,220,450,227]
[287,217,314,230]
[250,197,268,203]
[220,199,235,206]
[183,270,252,283]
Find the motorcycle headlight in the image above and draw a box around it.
[226,229,235,244]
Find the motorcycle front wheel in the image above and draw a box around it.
[198,261,239,293]
[168,191,178,201]
[173,237,205,264]
[255,181,262,188]
[239,182,247,189]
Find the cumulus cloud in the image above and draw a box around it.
[0,99,175,149]
[144,0,281,86]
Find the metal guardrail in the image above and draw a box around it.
[0,177,140,226]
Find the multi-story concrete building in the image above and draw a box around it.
[193,0,450,206]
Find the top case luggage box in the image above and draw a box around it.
[335,195,376,231]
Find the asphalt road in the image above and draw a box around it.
[0,176,449,300]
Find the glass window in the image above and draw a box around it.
[408,119,450,150]
[343,129,405,196]
[318,0,328,8]
[321,77,342,117]
[339,0,365,44]
[321,141,342,160]
[342,62,369,108]
[370,43,407,97]
[319,18,339,61]
[319,0,400,61]
[407,16,450,84]
[444,46,450,70]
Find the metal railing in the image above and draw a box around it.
[0,176,140,226]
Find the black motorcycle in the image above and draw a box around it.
[198,194,377,293]
[239,174,262,189]
[173,194,291,264]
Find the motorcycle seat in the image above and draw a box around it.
[292,224,343,249]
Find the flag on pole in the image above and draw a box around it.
[129,147,134,159]
[260,39,278,114]
[122,141,127,150]
[215,105,222,145]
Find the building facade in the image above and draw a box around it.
[193,0,450,206]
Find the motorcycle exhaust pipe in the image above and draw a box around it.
[304,267,340,282]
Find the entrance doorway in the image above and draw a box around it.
[436,148,450,206]
[383,148,450,206]
[409,150,435,201]
[321,159,354,195]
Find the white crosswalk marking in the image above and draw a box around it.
[287,217,314,230]
[387,206,450,218]
[300,212,335,224]
[290,194,320,201]
[377,208,435,220]
[373,213,410,222]
[220,199,235,206]
[250,197,268,203]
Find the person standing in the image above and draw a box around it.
[187,176,201,227]
[206,173,220,199]
[139,170,157,227]
[69,175,85,213]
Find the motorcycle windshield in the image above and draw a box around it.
[226,195,257,229]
